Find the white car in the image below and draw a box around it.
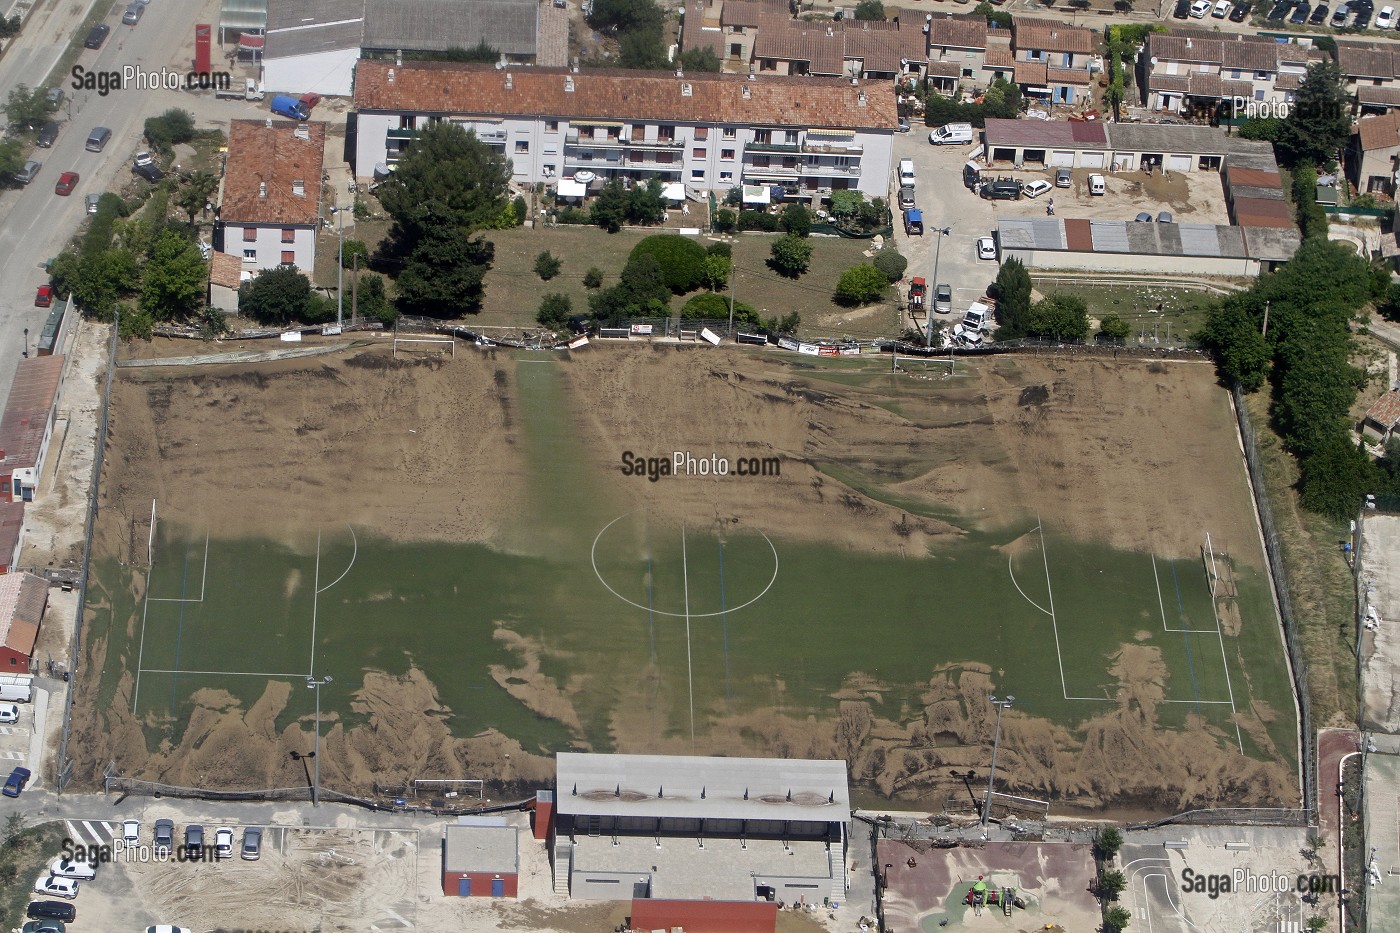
[977,236,997,260]
[0,703,18,724]
[1021,179,1052,199]
[1189,0,1212,15]
[133,150,154,168]
[1379,4,1396,26]
[49,856,97,880]
[214,827,234,859]
[122,819,141,844]
[33,874,79,898]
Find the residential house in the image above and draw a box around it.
[1141,31,1312,115]
[1337,41,1400,114]
[750,17,926,81]
[1010,19,1095,105]
[926,13,988,93]
[1347,110,1400,196]
[208,251,246,313]
[217,119,327,272]
[681,0,728,67]
[1362,389,1400,448]
[351,61,897,202]
[0,573,46,672]
[719,0,784,66]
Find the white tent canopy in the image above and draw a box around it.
[557,178,587,199]
[661,182,685,203]
[742,184,771,205]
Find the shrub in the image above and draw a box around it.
[1098,312,1131,342]
[537,292,573,328]
[534,250,562,280]
[779,203,812,237]
[873,249,908,283]
[583,266,604,289]
[834,264,890,305]
[512,195,528,225]
[628,234,708,293]
[557,207,590,225]
[681,292,731,319]
[737,210,780,232]
[712,208,737,233]
[769,234,813,278]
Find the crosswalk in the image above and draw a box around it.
[0,750,22,760]
[65,820,117,847]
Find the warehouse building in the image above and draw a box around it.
[0,355,64,505]
[996,217,1299,276]
[981,118,1276,173]
[441,817,519,897]
[552,753,850,909]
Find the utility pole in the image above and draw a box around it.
[982,695,1014,827]
[728,252,736,338]
[352,252,359,324]
[925,226,952,348]
[330,206,346,331]
[1261,300,1270,339]
[306,675,333,805]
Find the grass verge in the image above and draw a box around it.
[1028,281,1220,345]
[0,820,70,928]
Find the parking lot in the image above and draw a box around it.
[888,128,1236,327]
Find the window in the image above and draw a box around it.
[658,125,675,142]
[1061,52,1072,67]
[754,130,770,144]
[691,169,705,181]
[587,879,621,884]
[693,148,706,159]
[722,149,735,160]
[1028,50,1044,61]
[695,127,708,140]
[722,128,736,139]
[656,152,674,164]
[515,140,529,153]
[281,251,295,264]
[1255,70,1270,80]
[784,131,798,144]
[243,249,256,261]
[281,228,295,243]
[545,120,558,131]
[752,155,770,168]
[0,481,9,494]
[243,227,256,242]
[719,171,733,182]
[1254,89,1265,100]
[1230,69,1241,79]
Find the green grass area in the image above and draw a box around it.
[1030,281,1223,346]
[0,820,70,928]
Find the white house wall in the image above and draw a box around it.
[226,225,317,272]
[263,48,361,97]
[1002,247,1258,276]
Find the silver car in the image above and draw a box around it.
[898,185,916,210]
[240,826,262,860]
[14,160,40,185]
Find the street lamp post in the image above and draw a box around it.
[329,207,346,331]
[306,675,333,805]
[925,226,952,348]
[981,695,1014,827]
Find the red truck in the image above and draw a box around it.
[908,277,927,315]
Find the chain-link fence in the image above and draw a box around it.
[1126,807,1312,831]
[1231,382,1316,821]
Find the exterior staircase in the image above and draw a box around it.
[553,838,572,896]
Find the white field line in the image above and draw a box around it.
[138,669,311,678]
[682,523,695,748]
[146,533,210,603]
[1038,519,1111,703]
[1152,554,1216,634]
[1007,551,1052,617]
[309,530,321,680]
[1204,531,1245,755]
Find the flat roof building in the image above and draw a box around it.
[0,355,64,504]
[442,820,519,897]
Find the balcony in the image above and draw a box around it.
[386,127,418,140]
[747,140,802,153]
[803,163,861,177]
[803,141,864,155]
[742,163,802,178]
[566,132,627,147]
[475,129,507,144]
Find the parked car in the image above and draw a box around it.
[34,286,52,308]
[185,824,204,855]
[1021,179,1052,198]
[240,827,262,861]
[1289,1,1310,20]
[1055,167,1072,187]
[45,87,63,110]
[934,283,952,314]
[47,858,96,881]
[1213,0,1231,15]
[1134,211,1153,222]
[21,920,65,933]
[133,163,164,182]
[36,121,59,148]
[3,766,32,797]
[1267,0,1290,18]
[14,160,41,185]
[1375,2,1392,23]
[1230,1,1251,17]
[0,703,18,723]
[1332,2,1352,22]
[1158,211,1174,223]
[133,150,154,168]
[1088,173,1106,195]
[83,23,109,49]
[122,820,141,845]
[153,819,174,854]
[54,172,78,196]
[26,903,75,923]
[898,185,916,210]
[214,827,234,859]
[1355,5,1373,25]
[1190,0,1212,15]
[84,193,101,215]
[976,236,997,260]
[1310,2,1330,21]
[85,127,111,152]
[122,3,143,24]
[32,876,78,899]
[144,927,192,933]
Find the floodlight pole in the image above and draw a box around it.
[330,206,345,330]
[925,227,951,348]
[307,675,333,805]
[982,695,1014,827]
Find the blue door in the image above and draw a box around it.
[458,877,471,896]
[492,877,505,897]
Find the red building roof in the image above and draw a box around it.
[0,355,62,473]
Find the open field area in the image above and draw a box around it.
[1028,280,1225,347]
[70,339,1298,815]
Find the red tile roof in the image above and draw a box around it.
[1012,18,1095,55]
[1338,41,1396,79]
[1014,60,1048,86]
[353,60,899,130]
[984,47,1014,68]
[1360,85,1400,107]
[0,502,23,574]
[1232,196,1294,228]
[1064,217,1093,251]
[983,116,1108,147]
[1366,390,1400,429]
[0,572,45,660]
[720,0,781,28]
[209,250,244,290]
[0,355,62,474]
[1226,166,1283,189]
[751,18,845,74]
[1357,111,1400,151]
[1048,66,1091,86]
[222,120,326,226]
[928,13,987,51]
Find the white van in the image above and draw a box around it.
[0,676,33,703]
[898,158,916,187]
[1087,173,1106,196]
[1212,0,1231,16]
[928,122,974,145]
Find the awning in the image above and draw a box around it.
[571,119,623,127]
[742,185,771,205]
[238,33,265,49]
[557,179,587,198]
[661,182,685,202]
[1023,87,1053,97]
[807,129,855,141]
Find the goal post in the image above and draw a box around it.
[393,336,456,359]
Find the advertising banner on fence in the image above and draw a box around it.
[567,336,590,349]
[700,328,721,345]
[840,346,862,356]
[798,343,821,356]
[630,324,653,336]
[818,346,839,357]
[777,336,800,351]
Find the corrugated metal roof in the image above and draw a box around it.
[996,217,1040,250]
[1178,223,1224,256]
[1216,225,1250,258]
[555,754,850,822]
[1155,221,1183,254]
[0,355,62,473]
[1124,221,1165,254]
[1089,220,1129,252]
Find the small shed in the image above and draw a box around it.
[1362,389,1400,447]
[0,572,47,671]
[208,251,245,313]
[442,821,519,897]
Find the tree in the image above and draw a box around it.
[992,257,1033,337]
[625,177,667,224]
[765,310,801,335]
[0,15,20,40]
[712,208,737,233]
[835,264,890,305]
[873,249,908,283]
[587,0,663,34]
[769,234,813,278]
[1098,869,1127,899]
[1238,117,1283,142]
[629,235,708,293]
[174,171,219,225]
[1095,826,1124,861]
[3,811,28,848]
[341,239,370,269]
[140,230,208,321]
[1104,905,1132,932]
[854,0,886,19]
[703,252,731,291]
[779,203,812,237]
[589,254,673,323]
[1028,294,1090,341]
[537,292,574,328]
[143,108,196,153]
[239,265,314,325]
[618,26,669,70]
[591,179,629,233]
[583,266,605,289]
[0,137,23,181]
[356,273,396,324]
[1276,60,1349,168]
[679,46,722,73]
[1098,312,1131,342]
[4,84,48,131]
[535,250,563,281]
[394,228,496,316]
[1200,296,1271,391]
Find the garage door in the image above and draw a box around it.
[1050,150,1075,166]
[1079,152,1105,168]
[1165,154,1193,173]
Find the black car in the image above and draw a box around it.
[132,162,164,182]
[26,903,75,923]
[1174,0,1192,16]
[1332,2,1352,24]
[1355,6,1373,25]
[83,23,109,49]
[36,121,58,149]
[1310,1,1330,20]
[1267,0,1291,19]
[1230,2,1250,18]
[1290,1,1311,20]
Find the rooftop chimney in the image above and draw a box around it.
[292,179,305,196]
[565,75,575,92]
[388,68,396,84]
[258,181,267,198]
[396,49,403,67]
[682,82,692,96]
[742,83,751,99]
[505,72,513,89]
[294,123,310,140]
[858,90,867,106]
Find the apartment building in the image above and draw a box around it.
[1141,30,1314,115]
[217,119,326,273]
[1010,19,1096,105]
[1337,41,1400,114]
[350,61,897,202]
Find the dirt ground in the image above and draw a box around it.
[70,338,1295,814]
